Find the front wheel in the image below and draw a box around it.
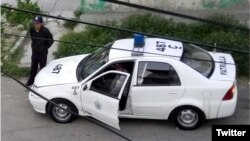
[172,106,204,130]
[47,99,78,123]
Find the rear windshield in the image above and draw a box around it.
[181,44,214,78]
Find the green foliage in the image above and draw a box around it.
[1,22,4,33]
[63,18,79,30]
[57,13,249,75]
[56,21,119,58]
[1,63,30,78]
[1,0,40,29]
[74,8,82,18]
[1,47,30,78]
[63,8,82,30]
[1,3,9,14]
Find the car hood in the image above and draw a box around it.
[34,54,90,87]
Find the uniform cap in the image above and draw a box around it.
[33,16,43,24]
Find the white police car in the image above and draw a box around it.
[29,35,237,130]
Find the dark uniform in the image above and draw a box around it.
[26,26,54,86]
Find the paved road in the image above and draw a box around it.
[1,76,249,141]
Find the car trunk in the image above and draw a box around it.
[208,52,236,81]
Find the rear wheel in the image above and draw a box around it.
[172,106,204,130]
[48,99,78,123]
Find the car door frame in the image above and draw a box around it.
[80,70,130,129]
[80,58,137,113]
[129,57,186,118]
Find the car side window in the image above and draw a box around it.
[90,73,127,99]
[137,62,181,86]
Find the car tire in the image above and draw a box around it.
[171,106,204,130]
[48,99,78,123]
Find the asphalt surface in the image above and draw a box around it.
[1,76,249,141]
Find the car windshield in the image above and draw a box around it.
[181,44,214,78]
[77,44,111,81]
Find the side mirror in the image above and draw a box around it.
[83,85,88,91]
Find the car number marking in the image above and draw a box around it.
[219,56,227,75]
[72,86,79,95]
[156,41,166,52]
[156,41,182,52]
[52,64,63,74]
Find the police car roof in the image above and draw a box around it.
[109,38,184,60]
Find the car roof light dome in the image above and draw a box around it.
[134,34,145,48]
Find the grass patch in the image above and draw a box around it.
[63,18,79,30]
[1,29,22,60]
[1,47,30,78]
[55,21,118,58]
[1,0,40,29]
[56,13,249,75]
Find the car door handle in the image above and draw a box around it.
[83,85,88,91]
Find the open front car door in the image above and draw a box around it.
[81,71,130,130]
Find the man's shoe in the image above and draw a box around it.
[25,82,32,87]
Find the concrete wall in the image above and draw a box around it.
[2,0,249,13]
[1,0,80,12]
[80,0,249,12]
[1,0,249,25]
[79,0,249,26]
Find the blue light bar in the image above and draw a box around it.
[134,34,145,47]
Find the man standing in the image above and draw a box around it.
[26,16,54,86]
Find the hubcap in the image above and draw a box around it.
[177,109,199,127]
[52,103,71,122]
